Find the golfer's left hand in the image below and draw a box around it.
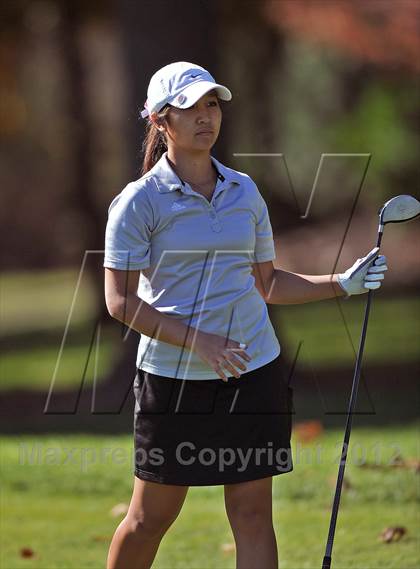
[337,246,388,297]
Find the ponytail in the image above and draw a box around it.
[141,106,170,175]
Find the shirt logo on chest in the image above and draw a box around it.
[171,201,187,212]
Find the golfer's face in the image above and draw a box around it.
[165,91,222,152]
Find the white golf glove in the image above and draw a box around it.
[337,247,388,297]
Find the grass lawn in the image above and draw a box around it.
[1,424,419,568]
[0,327,119,391]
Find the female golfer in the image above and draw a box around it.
[104,62,387,569]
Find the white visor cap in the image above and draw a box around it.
[140,61,232,119]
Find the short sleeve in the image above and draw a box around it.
[103,184,153,270]
[254,187,276,263]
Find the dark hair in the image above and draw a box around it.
[141,105,171,175]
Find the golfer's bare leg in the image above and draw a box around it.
[224,476,278,569]
[107,476,188,569]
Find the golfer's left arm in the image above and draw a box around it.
[252,249,388,304]
[252,261,343,304]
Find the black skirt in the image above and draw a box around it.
[133,355,294,486]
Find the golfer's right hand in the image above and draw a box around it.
[192,332,251,381]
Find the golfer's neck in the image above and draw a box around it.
[167,147,214,184]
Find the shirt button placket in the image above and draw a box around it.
[209,206,221,232]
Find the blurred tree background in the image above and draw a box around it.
[1,0,419,433]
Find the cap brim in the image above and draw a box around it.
[170,81,232,109]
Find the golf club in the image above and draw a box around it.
[322,195,420,569]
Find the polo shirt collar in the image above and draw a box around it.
[150,152,241,194]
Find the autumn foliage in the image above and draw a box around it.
[263,0,420,72]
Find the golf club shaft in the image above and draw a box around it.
[322,289,373,568]
[322,232,382,569]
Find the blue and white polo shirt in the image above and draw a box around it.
[103,152,281,379]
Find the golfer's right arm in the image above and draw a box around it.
[105,267,195,347]
[104,268,250,380]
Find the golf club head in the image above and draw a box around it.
[379,195,420,225]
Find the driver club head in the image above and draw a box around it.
[379,194,420,225]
